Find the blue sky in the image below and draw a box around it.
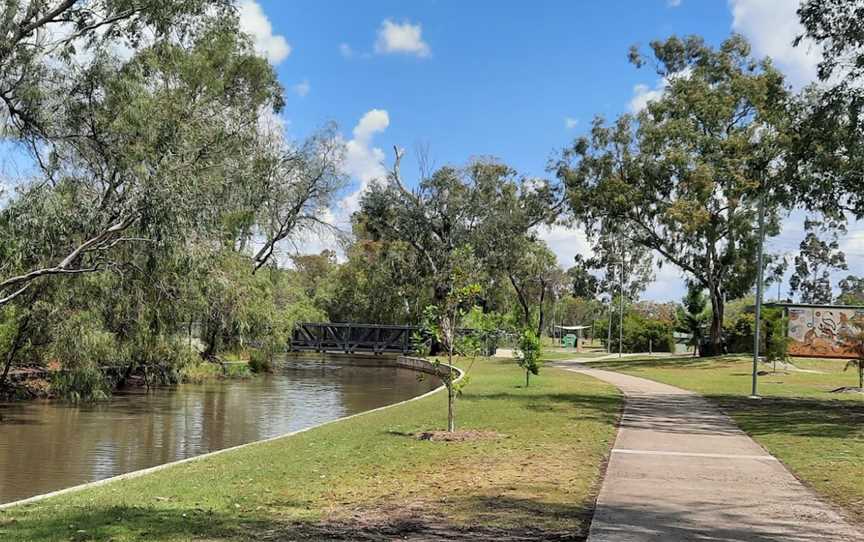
[241,0,864,302]
[264,0,732,179]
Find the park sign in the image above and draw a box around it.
[767,303,864,359]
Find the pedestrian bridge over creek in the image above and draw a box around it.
[290,322,418,355]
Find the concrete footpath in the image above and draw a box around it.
[561,364,863,542]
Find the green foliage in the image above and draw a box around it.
[179,361,222,384]
[676,285,709,356]
[516,328,542,387]
[837,276,864,306]
[839,326,864,389]
[723,306,787,357]
[558,35,792,348]
[597,308,675,354]
[248,350,273,374]
[763,310,790,370]
[725,311,756,354]
[789,220,847,304]
[48,311,117,401]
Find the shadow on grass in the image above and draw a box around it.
[459,391,621,422]
[711,394,864,439]
[1,498,592,541]
[588,355,737,371]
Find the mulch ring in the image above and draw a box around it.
[415,430,507,442]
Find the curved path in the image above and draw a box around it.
[558,362,863,542]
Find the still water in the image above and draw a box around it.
[0,362,438,504]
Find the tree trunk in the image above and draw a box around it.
[707,285,725,353]
[525,369,530,388]
[859,363,863,390]
[536,280,547,338]
[447,382,455,431]
[0,315,30,390]
[508,274,531,326]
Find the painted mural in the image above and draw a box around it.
[787,306,864,358]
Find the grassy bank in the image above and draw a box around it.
[588,355,864,524]
[0,357,621,541]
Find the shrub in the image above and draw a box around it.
[248,349,273,374]
[179,360,222,383]
[516,328,542,387]
[49,311,117,401]
[597,311,675,353]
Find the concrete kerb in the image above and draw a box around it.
[0,356,462,511]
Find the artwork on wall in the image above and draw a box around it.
[787,306,864,358]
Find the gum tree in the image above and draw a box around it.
[555,35,792,352]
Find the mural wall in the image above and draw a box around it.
[787,306,864,358]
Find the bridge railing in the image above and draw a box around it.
[290,322,419,355]
[290,323,501,356]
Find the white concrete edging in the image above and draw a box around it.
[0,357,462,511]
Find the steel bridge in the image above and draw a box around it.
[290,322,418,355]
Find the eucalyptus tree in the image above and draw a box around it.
[504,240,559,337]
[588,222,654,303]
[789,219,847,304]
[358,151,560,307]
[789,1,864,220]
[837,276,864,306]
[555,35,792,351]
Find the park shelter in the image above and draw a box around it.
[553,325,589,349]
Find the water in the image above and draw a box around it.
[0,362,438,505]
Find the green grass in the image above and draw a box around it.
[0,357,621,541]
[588,354,864,524]
[540,351,609,362]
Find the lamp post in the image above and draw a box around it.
[751,188,766,399]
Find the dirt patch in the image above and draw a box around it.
[415,430,507,442]
[281,502,584,541]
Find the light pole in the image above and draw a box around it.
[751,182,767,399]
[619,259,625,358]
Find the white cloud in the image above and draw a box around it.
[629,80,667,113]
[642,261,687,302]
[339,43,354,58]
[728,0,821,87]
[564,117,579,129]
[668,0,682,7]
[374,19,431,58]
[338,109,391,216]
[292,79,310,97]
[238,0,291,65]
[250,110,392,259]
[537,225,593,269]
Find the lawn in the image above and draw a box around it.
[588,354,864,524]
[540,351,609,362]
[0,357,621,541]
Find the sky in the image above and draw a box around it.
[4,0,862,303]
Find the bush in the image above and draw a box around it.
[179,360,222,383]
[516,328,542,387]
[248,349,273,374]
[597,311,675,353]
[723,306,785,356]
[49,311,117,401]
